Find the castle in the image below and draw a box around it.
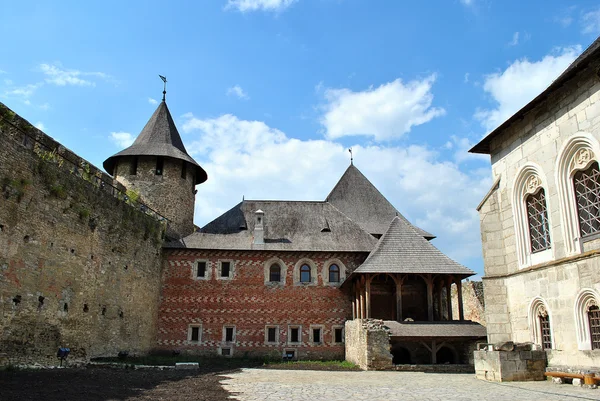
[472,37,600,375]
[0,91,484,368]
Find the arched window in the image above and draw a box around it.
[556,136,600,255]
[328,264,340,283]
[513,166,553,267]
[300,264,311,283]
[526,189,551,253]
[529,297,553,350]
[269,264,281,282]
[574,289,600,350]
[574,161,600,237]
[588,304,600,350]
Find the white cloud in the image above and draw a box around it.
[0,69,6,74]
[475,46,580,131]
[39,63,111,87]
[148,97,158,105]
[460,0,473,6]
[181,112,490,271]
[226,85,249,100]
[35,122,45,131]
[582,7,600,34]
[464,73,470,83]
[4,83,41,99]
[226,0,297,13]
[109,132,135,148]
[320,76,445,141]
[509,31,519,46]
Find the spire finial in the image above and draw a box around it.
[348,148,353,165]
[159,75,167,102]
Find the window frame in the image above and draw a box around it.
[187,323,202,344]
[223,325,236,343]
[294,259,317,286]
[265,325,279,345]
[155,156,164,176]
[288,325,302,345]
[217,260,234,280]
[310,325,324,345]
[332,325,344,344]
[193,260,211,280]
[269,264,281,283]
[525,188,551,254]
[300,264,311,283]
[263,258,286,286]
[573,161,600,239]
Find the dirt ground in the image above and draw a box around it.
[0,365,243,401]
[0,360,356,401]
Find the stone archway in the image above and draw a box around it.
[436,345,458,364]
[391,345,411,365]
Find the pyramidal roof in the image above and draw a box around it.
[354,216,473,276]
[103,100,207,184]
[326,164,434,239]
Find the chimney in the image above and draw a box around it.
[254,209,265,245]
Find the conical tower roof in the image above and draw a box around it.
[354,216,473,276]
[103,101,207,184]
[326,164,434,239]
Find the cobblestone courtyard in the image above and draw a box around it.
[221,369,600,401]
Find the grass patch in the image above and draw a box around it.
[264,360,360,371]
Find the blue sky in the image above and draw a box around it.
[1,0,600,276]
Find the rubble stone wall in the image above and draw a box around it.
[344,319,392,370]
[0,102,164,366]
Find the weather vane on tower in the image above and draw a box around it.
[348,148,353,165]
[159,75,167,102]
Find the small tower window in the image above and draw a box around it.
[130,157,138,175]
[181,161,187,179]
[156,157,164,176]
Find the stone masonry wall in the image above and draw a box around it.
[451,280,486,325]
[344,319,392,370]
[115,156,196,239]
[478,54,600,367]
[158,248,367,360]
[0,102,164,366]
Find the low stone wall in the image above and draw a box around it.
[474,347,547,382]
[393,364,475,373]
[345,319,392,370]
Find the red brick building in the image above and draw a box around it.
[104,97,486,363]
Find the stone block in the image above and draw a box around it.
[552,377,563,384]
[573,378,583,387]
[175,362,199,370]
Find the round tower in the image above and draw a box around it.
[103,97,207,239]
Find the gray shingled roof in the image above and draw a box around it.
[470,36,600,154]
[103,101,207,184]
[383,320,486,338]
[165,200,378,252]
[326,165,434,239]
[353,216,474,276]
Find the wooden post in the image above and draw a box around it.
[431,339,437,364]
[395,275,403,322]
[457,279,464,321]
[351,282,356,320]
[446,277,453,321]
[426,275,434,321]
[365,274,371,319]
[436,281,442,321]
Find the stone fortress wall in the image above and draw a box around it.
[0,102,165,366]
[478,54,600,368]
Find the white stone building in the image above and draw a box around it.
[471,37,600,369]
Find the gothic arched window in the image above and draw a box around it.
[526,188,551,253]
[574,161,600,238]
[588,304,600,350]
[538,308,552,350]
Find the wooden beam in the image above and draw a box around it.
[457,279,464,321]
[365,273,371,319]
[446,277,453,321]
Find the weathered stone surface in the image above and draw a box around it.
[345,319,392,370]
[0,102,164,366]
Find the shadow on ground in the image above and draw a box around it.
[0,359,263,401]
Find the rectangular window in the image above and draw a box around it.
[188,324,202,343]
[283,349,295,360]
[267,327,277,343]
[539,314,552,350]
[221,348,231,356]
[290,327,300,343]
[224,326,235,342]
[155,157,164,175]
[312,328,321,344]
[130,157,138,175]
[221,261,231,278]
[181,161,187,179]
[191,327,200,342]
[197,261,206,278]
[334,328,343,343]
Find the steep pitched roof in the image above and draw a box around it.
[165,200,378,252]
[103,101,207,184]
[353,216,474,276]
[326,164,434,239]
[470,36,600,155]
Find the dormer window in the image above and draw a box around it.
[156,157,164,175]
